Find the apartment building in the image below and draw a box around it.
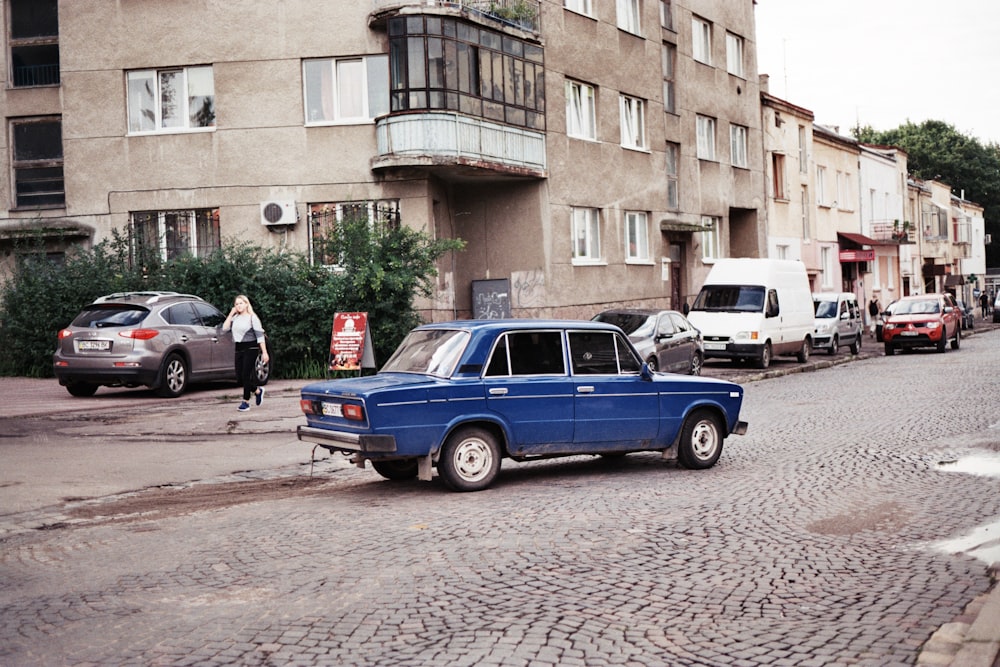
[1,0,765,320]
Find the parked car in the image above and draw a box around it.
[53,291,270,397]
[994,293,1000,324]
[297,320,748,492]
[954,298,975,330]
[812,292,863,355]
[882,293,961,355]
[591,308,704,375]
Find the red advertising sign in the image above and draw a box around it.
[329,312,371,372]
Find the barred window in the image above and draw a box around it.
[131,209,220,264]
[309,200,401,266]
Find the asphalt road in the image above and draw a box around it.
[1,328,999,665]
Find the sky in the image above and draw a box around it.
[753,0,1000,145]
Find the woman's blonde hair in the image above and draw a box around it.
[234,294,256,317]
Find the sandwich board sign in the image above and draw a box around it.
[329,312,375,373]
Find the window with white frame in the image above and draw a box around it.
[775,244,789,260]
[660,0,673,30]
[564,0,593,16]
[665,142,679,209]
[700,216,720,260]
[816,165,827,206]
[692,17,712,65]
[127,66,215,134]
[838,171,851,209]
[571,207,601,262]
[308,200,401,266]
[820,246,833,288]
[304,56,389,124]
[801,186,811,240]
[730,124,748,168]
[620,95,646,149]
[617,0,641,35]
[661,43,676,114]
[131,209,220,264]
[566,80,597,140]
[625,211,650,261]
[696,115,716,160]
[725,32,744,77]
[798,125,807,173]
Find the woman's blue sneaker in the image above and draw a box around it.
[256,386,265,407]
[238,401,251,412]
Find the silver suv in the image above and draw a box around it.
[53,291,270,397]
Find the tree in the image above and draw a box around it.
[853,120,1000,265]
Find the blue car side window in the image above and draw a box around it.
[487,331,565,376]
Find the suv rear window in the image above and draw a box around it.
[71,305,149,328]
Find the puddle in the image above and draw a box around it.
[936,452,1000,478]
[931,452,1000,564]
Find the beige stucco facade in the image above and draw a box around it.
[1,0,766,322]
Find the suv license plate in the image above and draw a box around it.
[322,402,343,417]
[78,340,111,351]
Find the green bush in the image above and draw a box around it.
[0,219,462,379]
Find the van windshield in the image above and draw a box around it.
[691,285,765,313]
[814,300,838,318]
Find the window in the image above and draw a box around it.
[566,80,597,140]
[9,0,59,87]
[564,0,593,17]
[725,32,744,77]
[801,186,810,240]
[388,16,546,131]
[772,153,786,199]
[620,95,646,149]
[660,0,673,30]
[486,331,566,376]
[730,124,748,168]
[569,331,640,375]
[127,66,215,134]
[11,117,64,208]
[696,115,716,160]
[308,200,401,266]
[132,209,220,264]
[816,165,827,206]
[701,216,720,260]
[798,125,807,173]
[665,142,679,209]
[837,172,851,209]
[692,17,711,65]
[775,244,788,260]
[820,246,833,289]
[304,56,389,124]
[617,0,641,35]
[571,207,601,262]
[625,211,650,261]
[661,44,676,114]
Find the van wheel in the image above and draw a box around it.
[828,335,838,355]
[797,339,810,363]
[850,334,861,355]
[756,343,772,369]
[951,327,960,350]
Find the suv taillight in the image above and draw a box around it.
[58,329,73,339]
[119,329,160,340]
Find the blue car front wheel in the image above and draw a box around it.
[677,409,723,470]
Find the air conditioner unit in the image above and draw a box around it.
[986,234,993,245]
[260,200,297,226]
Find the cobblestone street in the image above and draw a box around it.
[1,331,999,665]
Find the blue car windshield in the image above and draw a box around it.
[381,329,471,377]
[691,285,765,313]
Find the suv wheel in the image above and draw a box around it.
[951,326,960,350]
[66,382,99,397]
[157,353,189,397]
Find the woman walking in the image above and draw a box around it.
[223,294,270,412]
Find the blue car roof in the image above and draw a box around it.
[415,319,620,333]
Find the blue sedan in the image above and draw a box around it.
[298,320,747,491]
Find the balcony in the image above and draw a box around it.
[870,220,914,244]
[373,112,546,180]
[371,0,541,34]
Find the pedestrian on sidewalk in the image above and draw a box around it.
[868,295,880,338]
[981,290,991,319]
[223,294,270,412]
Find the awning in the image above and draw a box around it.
[944,275,965,286]
[660,219,709,233]
[837,232,880,247]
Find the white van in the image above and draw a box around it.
[812,292,863,355]
[686,259,814,369]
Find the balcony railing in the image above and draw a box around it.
[372,0,541,33]
[375,112,546,175]
[870,220,914,244]
[13,63,60,87]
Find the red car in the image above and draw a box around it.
[882,293,961,355]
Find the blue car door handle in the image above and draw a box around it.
[489,387,508,396]
[577,386,595,393]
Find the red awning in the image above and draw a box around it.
[837,232,882,247]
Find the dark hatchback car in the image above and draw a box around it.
[53,291,270,397]
[592,308,704,375]
[298,320,747,492]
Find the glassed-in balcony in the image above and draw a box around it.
[374,111,546,179]
[372,0,541,34]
